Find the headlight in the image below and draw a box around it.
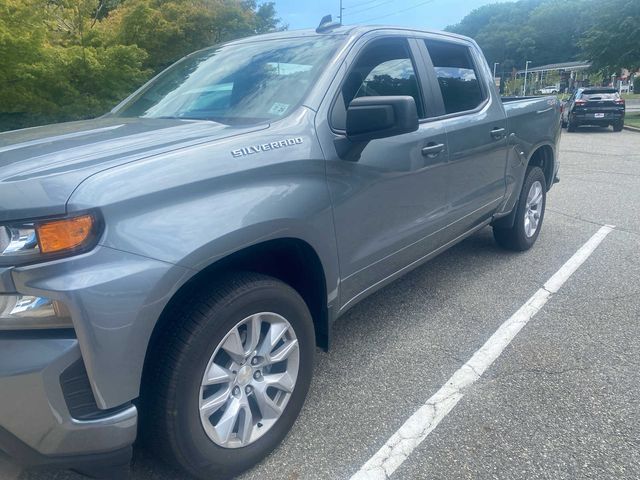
[0,294,72,330]
[0,212,101,266]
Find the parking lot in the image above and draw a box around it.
[4,127,639,480]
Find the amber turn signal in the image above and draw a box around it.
[36,215,95,254]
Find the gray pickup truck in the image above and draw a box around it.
[0,22,560,480]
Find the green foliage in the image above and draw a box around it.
[586,71,605,86]
[0,0,283,131]
[102,0,283,72]
[503,77,524,96]
[580,0,640,74]
[446,0,604,71]
[541,71,560,86]
[446,0,541,73]
[0,0,47,126]
[625,112,640,128]
[447,0,640,89]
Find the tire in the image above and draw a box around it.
[561,118,568,128]
[567,119,578,132]
[613,121,624,132]
[493,166,547,251]
[143,272,315,480]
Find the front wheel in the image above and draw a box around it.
[493,166,547,251]
[143,272,315,480]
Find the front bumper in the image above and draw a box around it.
[0,241,190,469]
[0,335,137,467]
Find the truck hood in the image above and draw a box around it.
[0,117,266,222]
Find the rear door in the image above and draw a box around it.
[418,37,509,236]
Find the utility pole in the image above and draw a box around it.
[339,0,343,24]
[523,60,531,96]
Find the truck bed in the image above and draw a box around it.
[502,96,561,152]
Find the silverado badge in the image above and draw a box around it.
[231,137,303,158]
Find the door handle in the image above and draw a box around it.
[421,143,445,157]
[491,127,506,139]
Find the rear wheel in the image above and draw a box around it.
[567,118,579,132]
[144,272,315,480]
[493,166,546,251]
[613,120,624,132]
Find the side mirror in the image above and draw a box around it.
[346,96,419,143]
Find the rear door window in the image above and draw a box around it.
[423,39,485,115]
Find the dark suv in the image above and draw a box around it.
[562,87,625,132]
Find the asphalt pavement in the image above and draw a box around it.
[5,126,640,480]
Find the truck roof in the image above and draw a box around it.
[225,25,470,46]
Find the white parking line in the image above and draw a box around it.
[351,225,615,480]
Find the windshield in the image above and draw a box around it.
[113,36,342,125]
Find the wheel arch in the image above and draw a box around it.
[144,238,331,370]
[493,143,555,229]
[527,143,555,191]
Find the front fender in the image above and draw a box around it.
[61,112,339,407]
[72,163,339,301]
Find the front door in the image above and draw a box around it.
[320,36,450,309]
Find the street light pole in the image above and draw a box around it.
[523,60,532,96]
[493,62,499,80]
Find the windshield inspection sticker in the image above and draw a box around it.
[269,102,290,116]
[231,137,303,158]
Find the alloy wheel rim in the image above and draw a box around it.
[199,312,300,448]
[524,180,543,238]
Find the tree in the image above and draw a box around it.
[102,0,284,72]
[0,0,284,131]
[0,0,49,129]
[504,77,524,96]
[445,0,601,71]
[253,1,286,33]
[526,0,592,65]
[0,0,148,131]
[580,0,640,74]
[445,0,543,70]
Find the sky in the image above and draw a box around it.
[273,0,512,31]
